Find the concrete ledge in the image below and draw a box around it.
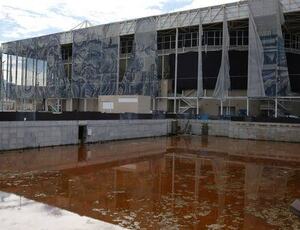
[85,120,172,143]
[179,120,300,143]
[0,120,173,151]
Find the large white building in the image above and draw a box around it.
[1,0,300,117]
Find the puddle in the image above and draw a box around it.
[0,136,300,229]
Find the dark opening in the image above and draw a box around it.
[78,125,87,143]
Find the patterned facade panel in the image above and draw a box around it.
[72,24,120,98]
[37,34,68,99]
[277,37,291,96]
[119,17,159,96]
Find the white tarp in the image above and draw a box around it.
[197,13,203,97]
[247,9,265,97]
[248,0,291,97]
[213,8,230,99]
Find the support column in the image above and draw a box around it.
[45,99,48,112]
[152,98,156,112]
[33,99,37,112]
[83,99,87,112]
[116,35,120,95]
[196,98,199,116]
[220,100,223,116]
[174,28,178,114]
[66,98,73,112]
[275,98,278,118]
[56,99,60,112]
[247,98,249,116]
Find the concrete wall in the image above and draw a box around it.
[0,120,173,151]
[179,119,300,143]
[85,120,172,143]
[0,121,78,151]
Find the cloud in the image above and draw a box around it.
[0,0,239,44]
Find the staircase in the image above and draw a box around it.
[260,100,293,117]
[48,100,62,113]
[178,90,198,114]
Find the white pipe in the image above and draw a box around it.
[174,28,178,114]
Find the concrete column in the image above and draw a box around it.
[275,98,278,118]
[45,99,48,112]
[66,99,73,112]
[162,55,165,79]
[174,28,178,114]
[220,100,223,116]
[56,99,60,112]
[246,98,249,116]
[97,97,101,112]
[33,99,37,112]
[152,98,156,112]
[83,99,87,112]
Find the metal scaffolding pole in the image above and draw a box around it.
[116,35,120,95]
[174,28,178,114]
[275,97,278,118]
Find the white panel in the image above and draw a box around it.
[118,98,138,103]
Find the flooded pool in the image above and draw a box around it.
[0,136,300,229]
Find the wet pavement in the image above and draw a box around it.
[0,136,300,229]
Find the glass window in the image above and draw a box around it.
[2,54,8,82]
[37,60,44,87]
[11,55,17,84]
[17,57,22,85]
[43,61,47,86]
[26,58,34,86]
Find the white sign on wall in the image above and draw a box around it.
[102,102,114,110]
[118,97,138,103]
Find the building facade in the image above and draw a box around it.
[1,0,300,117]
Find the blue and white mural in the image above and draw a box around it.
[72,23,120,98]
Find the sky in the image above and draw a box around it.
[0,0,238,44]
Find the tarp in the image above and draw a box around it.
[197,13,203,97]
[213,8,230,99]
[248,0,291,97]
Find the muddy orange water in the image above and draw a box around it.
[0,136,300,229]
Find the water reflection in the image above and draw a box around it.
[0,136,299,229]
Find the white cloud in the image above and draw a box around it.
[0,0,239,43]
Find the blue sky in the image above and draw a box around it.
[0,0,237,44]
